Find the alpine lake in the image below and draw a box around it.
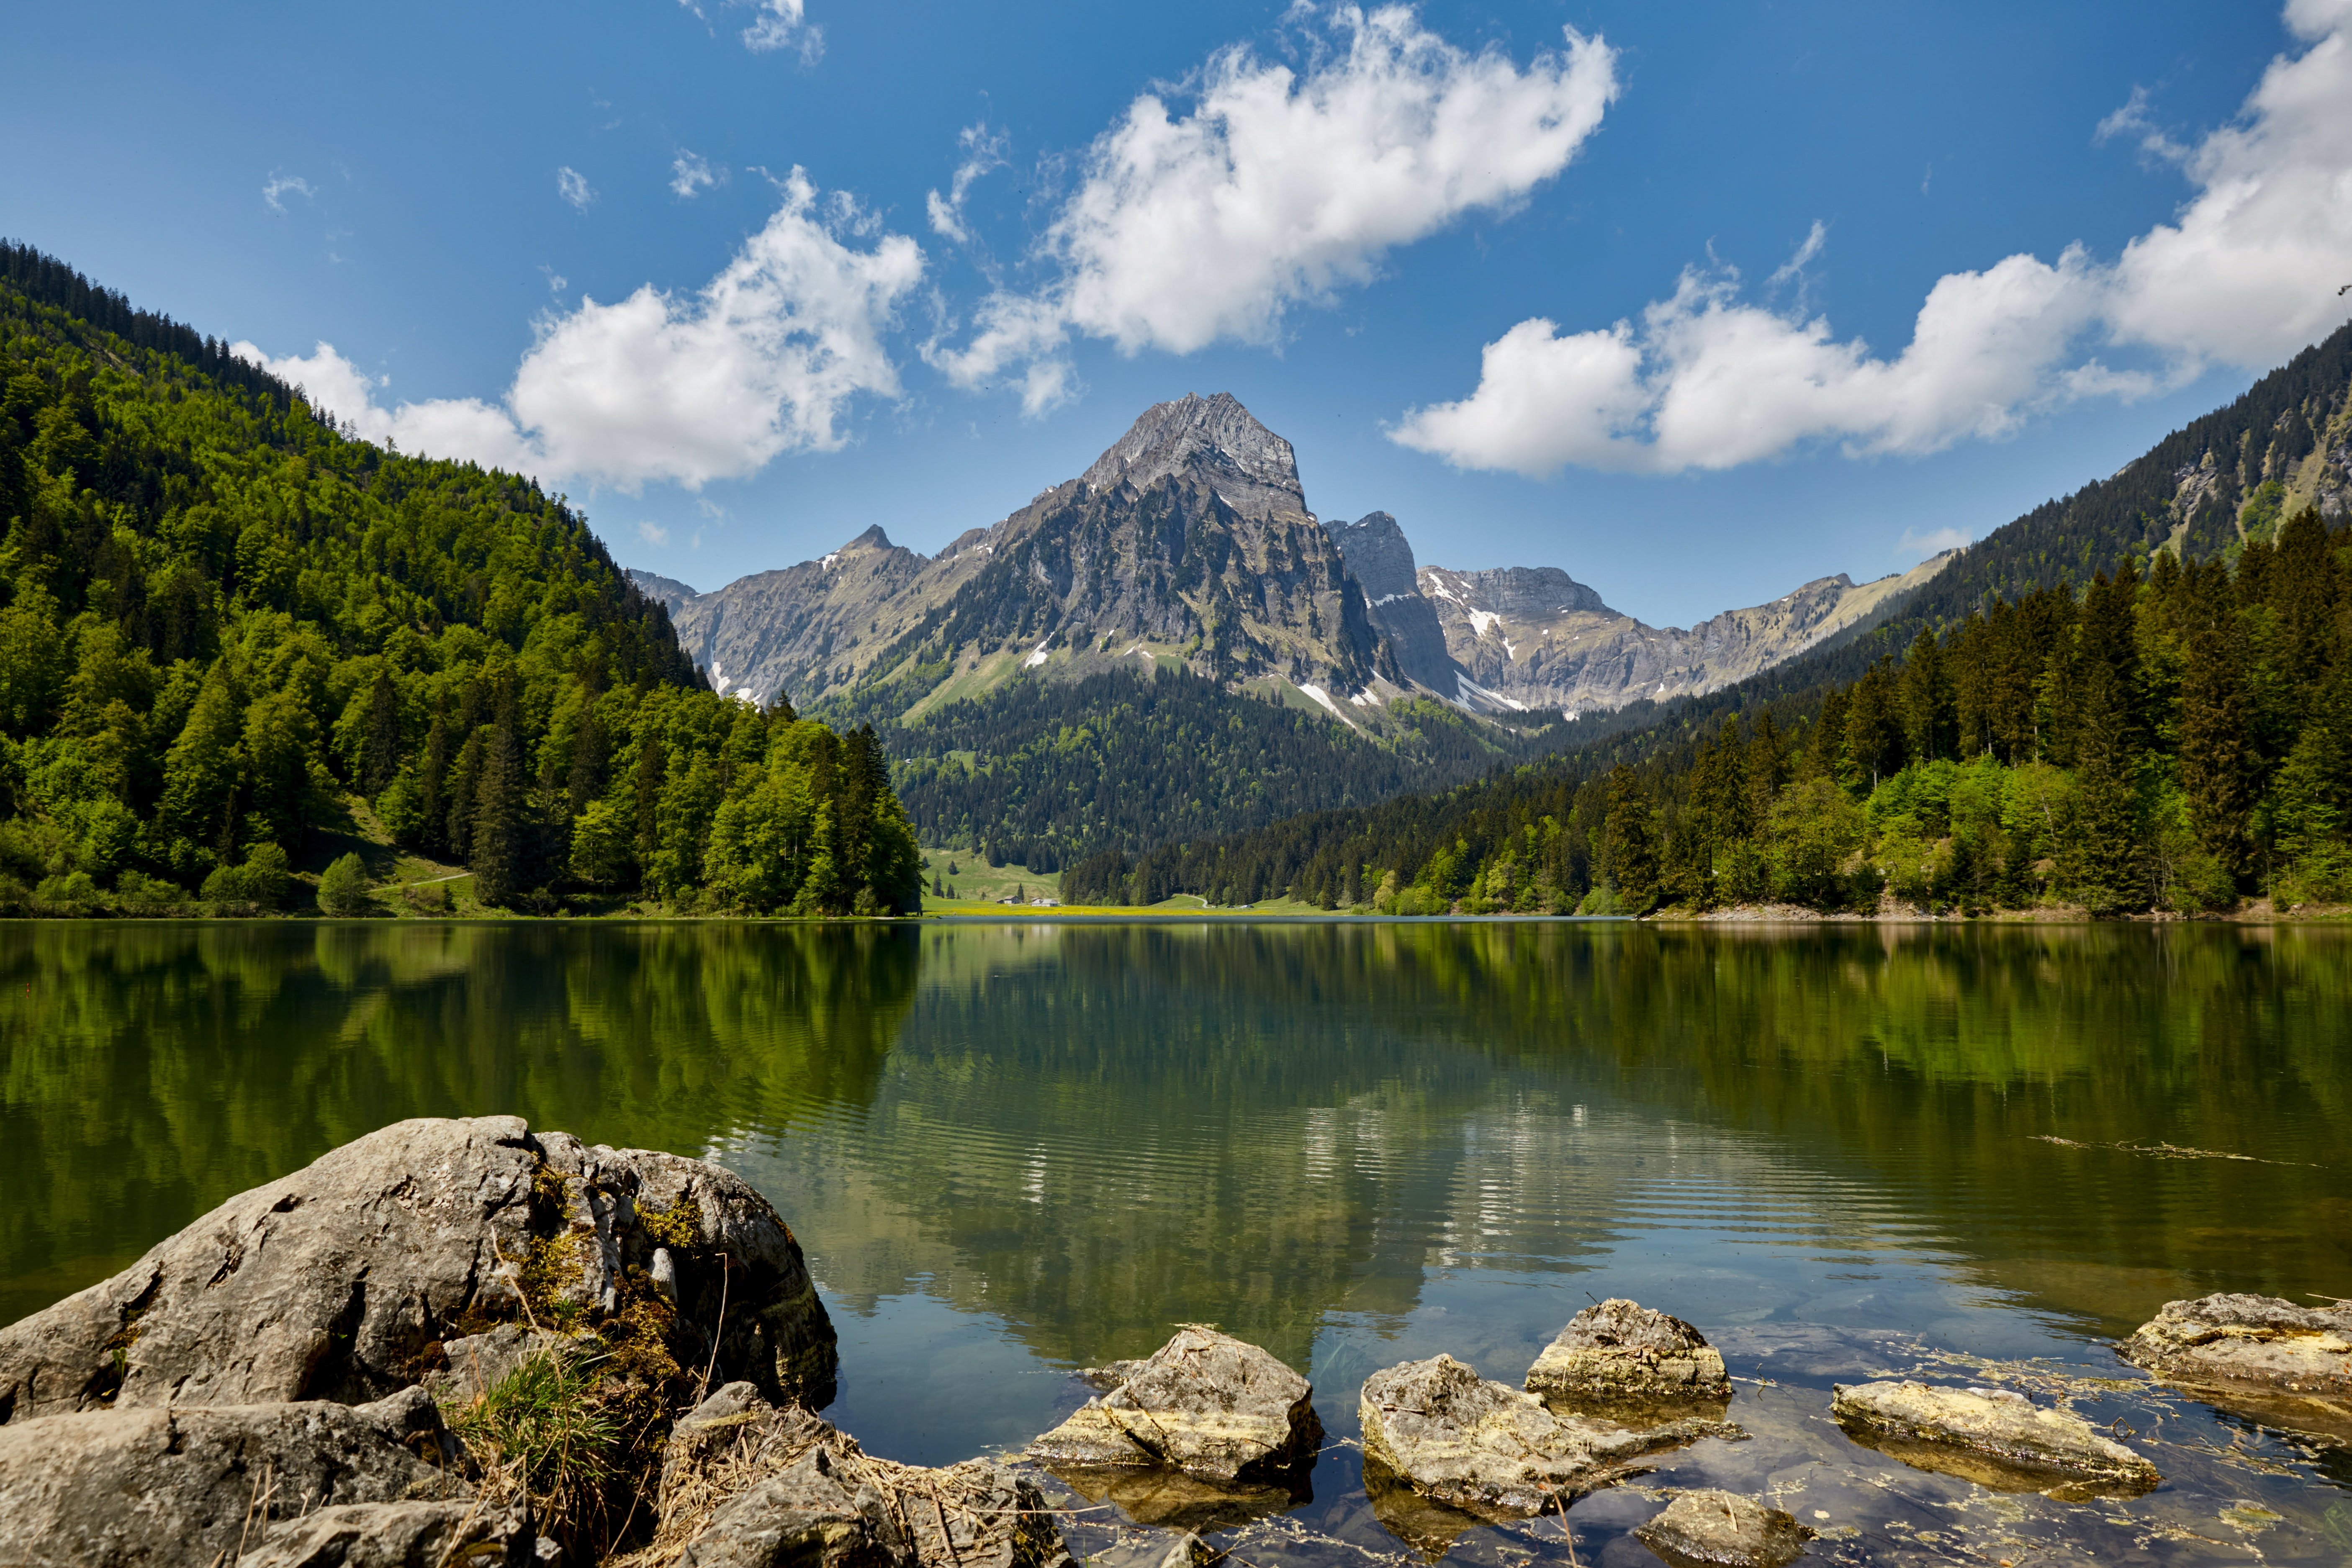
[4,917,2349,1565]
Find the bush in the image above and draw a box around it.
[202,843,292,912]
[113,871,185,913]
[34,870,98,910]
[316,852,373,917]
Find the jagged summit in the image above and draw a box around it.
[1079,392,1305,520]
[1328,512,1418,601]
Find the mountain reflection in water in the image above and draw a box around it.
[3,919,2348,1555]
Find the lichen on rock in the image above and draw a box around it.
[1360,1353,1735,1528]
[1524,1299,1731,1417]
[1028,1327,1321,1488]
[1829,1380,2159,1499]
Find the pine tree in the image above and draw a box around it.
[1899,626,1956,763]
[1842,658,1905,789]
[470,682,526,906]
[2177,560,2257,878]
[1599,766,1661,912]
[417,696,450,854]
[360,672,401,796]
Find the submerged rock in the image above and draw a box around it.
[1830,1381,2159,1499]
[2119,1293,2352,1396]
[1360,1354,1734,1524]
[238,1501,541,1567]
[0,1385,468,1568]
[0,1115,836,1425]
[1526,1300,1732,1416]
[1029,1327,1321,1485]
[1633,1491,1813,1568]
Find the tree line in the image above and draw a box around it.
[0,245,921,918]
[1066,509,2352,917]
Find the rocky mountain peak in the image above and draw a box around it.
[1328,512,1419,602]
[1079,392,1305,520]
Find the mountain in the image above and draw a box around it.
[1328,509,1956,717]
[1074,316,2352,913]
[640,393,1384,717]
[646,395,1952,727]
[632,390,1979,864]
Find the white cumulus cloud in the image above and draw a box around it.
[1394,0,2352,478]
[235,168,923,491]
[556,166,597,211]
[928,4,1620,413]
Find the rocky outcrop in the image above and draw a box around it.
[239,1501,540,1567]
[1028,1327,1321,1486]
[631,1382,1069,1568]
[1417,553,1957,718]
[1080,394,1306,524]
[0,1386,473,1568]
[1359,1354,1731,1522]
[1633,1491,1812,1568]
[1329,512,1458,691]
[0,1115,836,1426]
[2118,1293,2352,1396]
[1829,1381,2158,1499]
[1525,1299,1731,1415]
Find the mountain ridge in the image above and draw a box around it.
[638,392,1951,723]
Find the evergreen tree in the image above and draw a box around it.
[1599,766,1661,912]
[470,682,526,905]
[360,672,401,797]
[2177,560,2257,878]
[1898,626,1956,763]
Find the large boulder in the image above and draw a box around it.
[237,1501,540,1567]
[1525,1300,1731,1415]
[2118,1293,2352,1396]
[1360,1354,1731,1523]
[0,1385,468,1568]
[1633,1491,1812,1568]
[0,1116,836,1425]
[1028,1327,1321,1485]
[1829,1381,2159,1499]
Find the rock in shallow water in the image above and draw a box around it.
[2119,1293,2352,1396]
[1360,1354,1736,1523]
[1525,1300,1731,1416]
[1829,1380,2158,1499]
[1632,1490,1813,1568]
[0,1385,468,1568]
[1029,1327,1321,1485]
[0,1115,837,1424]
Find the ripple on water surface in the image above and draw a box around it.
[2,918,2349,1563]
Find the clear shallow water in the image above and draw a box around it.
[4,919,2351,1563]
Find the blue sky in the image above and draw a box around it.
[7,1,2349,626]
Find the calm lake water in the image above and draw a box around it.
[4,918,2350,1563]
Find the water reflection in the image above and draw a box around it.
[3,918,2347,1429]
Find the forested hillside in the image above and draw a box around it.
[1070,512,2352,917]
[0,243,920,917]
[821,662,1545,870]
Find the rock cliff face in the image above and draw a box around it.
[637,394,1378,710]
[1414,551,1958,717]
[635,394,1956,722]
